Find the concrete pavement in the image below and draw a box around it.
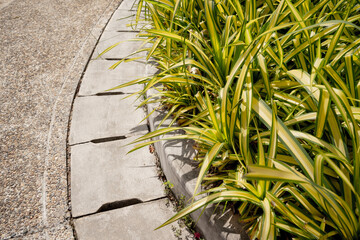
[0,0,121,239]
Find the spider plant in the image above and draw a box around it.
[111,0,360,238]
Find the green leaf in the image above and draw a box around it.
[156,190,260,230]
[315,89,330,138]
[252,96,315,180]
[194,142,225,195]
[246,165,306,183]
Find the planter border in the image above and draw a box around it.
[146,88,249,240]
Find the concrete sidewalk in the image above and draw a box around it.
[68,1,194,239]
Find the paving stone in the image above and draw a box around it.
[93,31,146,59]
[69,95,148,145]
[74,199,192,240]
[118,0,139,11]
[71,136,165,217]
[78,60,157,96]
[106,9,150,32]
[105,10,139,32]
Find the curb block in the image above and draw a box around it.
[146,88,249,240]
[70,137,165,218]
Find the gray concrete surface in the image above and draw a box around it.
[93,31,147,59]
[105,10,140,31]
[71,137,165,217]
[78,60,157,96]
[0,0,14,10]
[105,9,150,32]
[117,0,137,10]
[74,199,192,240]
[68,94,148,145]
[0,0,122,239]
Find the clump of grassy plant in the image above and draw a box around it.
[112,0,360,238]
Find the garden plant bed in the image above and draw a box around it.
[112,0,360,239]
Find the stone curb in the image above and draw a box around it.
[146,89,248,240]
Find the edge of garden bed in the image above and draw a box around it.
[145,88,249,240]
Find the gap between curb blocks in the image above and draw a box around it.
[73,197,168,220]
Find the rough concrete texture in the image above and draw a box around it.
[78,60,157,96]
[0,0,14,10]
[74,199,193,240]
[70,137,165,217]
[0,0,122,239]
[69,94,148,145]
